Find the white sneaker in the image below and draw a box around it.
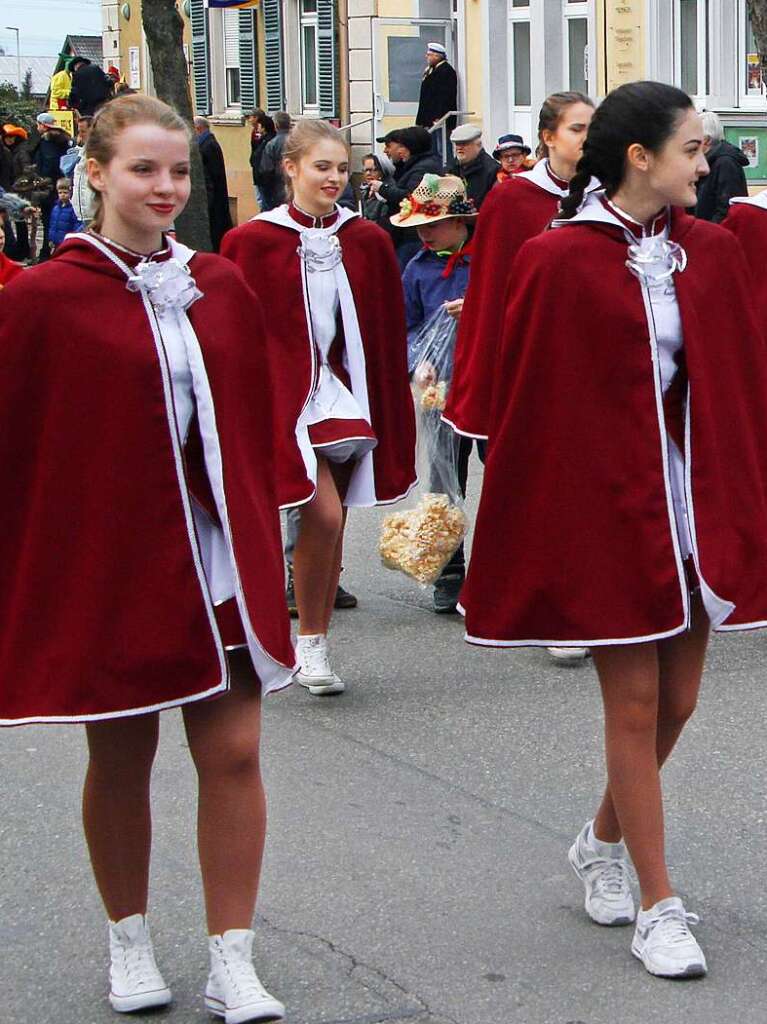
[568,821,636,926]
[547,647,590,662]
[206,929,285,1023]
[295,634,344,695]
[108,913,172,1013]
[631,897,707,978]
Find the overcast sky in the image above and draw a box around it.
[1,0,101,58]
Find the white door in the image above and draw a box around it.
[372,18,456,145]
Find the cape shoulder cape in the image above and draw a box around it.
[443,161,599,439]
[461,206,767,647]
[221,207,417,507]
[722,193,767,325]
[0,235,296,723]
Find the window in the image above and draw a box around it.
[509,1,531,110]
[563,1,589,94]
[223,9,241,106]
[300,0,320,111]
[743,6,763,98]
[675,0,708,100]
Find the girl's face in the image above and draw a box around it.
[87,123,191,249]
[362,159,382,183]
[544,101,594,167]
[285,139,349,214]
[641,108,708,209]
[500,149,526,173]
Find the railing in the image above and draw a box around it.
[428,110,475,161]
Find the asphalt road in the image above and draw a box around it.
[3,456,767,1024]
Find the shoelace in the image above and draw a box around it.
[592,859,630,900]
[646,908,700,947]
[301,641,331,677]
[221,954,268,1003]
[115,941,160,988]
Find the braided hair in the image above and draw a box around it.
[559,81,694,220]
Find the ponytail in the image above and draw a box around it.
[558,162,593,220]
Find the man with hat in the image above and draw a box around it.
[34,113,71,261]
[448,124,499,211]
[50,55,76,110]
[368,126,441,268]
[493,133,534,183]
[69,57,114,117]
[416,43,458,141]
[392,174,485,612]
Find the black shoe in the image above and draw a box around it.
[285,567,298,618]
[334,583,358,609]
[432,571,464,614]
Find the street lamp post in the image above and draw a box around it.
[5,26,21,95]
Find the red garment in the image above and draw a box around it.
[721,198,767,324]
[221,212,416,506]
[0,252,22,288]
[0,235,296,723]
[462,209,767,646]
[443,176,561,439]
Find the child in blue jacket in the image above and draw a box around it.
[48,177,83,251]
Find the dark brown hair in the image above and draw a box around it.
[536,91,594,159]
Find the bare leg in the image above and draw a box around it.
[82,713,160,921]
[593,592,709,845]
[591,593,709,908]
[183,651,265,935]
[293,457,344,636]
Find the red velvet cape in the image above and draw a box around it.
[722,200,767,325]
[0,237,296,723]
[462,210,767,646]
[221,213,416,506]
[443,177,560,439]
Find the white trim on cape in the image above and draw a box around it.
[517,159,600,199]
[729,190,767,210]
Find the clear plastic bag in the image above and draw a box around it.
[380,306,467,586]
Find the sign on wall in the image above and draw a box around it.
[129,46,141,89]
[605,1,643,92]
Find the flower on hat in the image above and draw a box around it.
[398,197,414,220]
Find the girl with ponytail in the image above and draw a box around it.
[459,81,767,978]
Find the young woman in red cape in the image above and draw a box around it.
[222,121,416,697]
[461,82,767,979]
[722,187,767,319]
[0,95,303,1022]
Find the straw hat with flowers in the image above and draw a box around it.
[390,174,478,228]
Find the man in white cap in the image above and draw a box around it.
[416,42,458,151]
[448,123,499,211]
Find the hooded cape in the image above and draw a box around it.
[443,160,599,439]
[0,234,296,724]
[221,206,417,508]
[461,204,767,647]
[722,192,767,322]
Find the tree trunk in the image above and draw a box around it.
[141,0,212,251]
[747,0,767,88]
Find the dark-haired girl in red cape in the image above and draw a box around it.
[222,121,416,698]
[0,94,299,1021]
[462,82,767,979]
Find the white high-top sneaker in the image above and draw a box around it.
[295,633,344,695]
[108,913,172,1013]
[206,929,285,1023]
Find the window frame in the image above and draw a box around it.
[738,0,765,109]
[507,0,533,128]
[300,0,321,114]
[562,0,591,96]
[673,0,709,105]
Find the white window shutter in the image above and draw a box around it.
[239,9,259,112]
[263,0,286,111]
[190,0,211,116]
[317,0,337,119]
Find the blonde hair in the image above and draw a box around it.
[85,94,190,232]
[281,119,350,201]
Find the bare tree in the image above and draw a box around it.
[747,0,767,88]
[141,0,211,251]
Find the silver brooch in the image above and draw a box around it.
[126,258,203,313]
[297,232,343,273]
[626,236,688,283]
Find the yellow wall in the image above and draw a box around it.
[464,0,483,131]
[214,123,258,223]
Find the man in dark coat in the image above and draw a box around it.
[368,127,442,269]
[695,110,749,223]
[194,117,234,252]
[34,113,71,261]
[69,57,114,117]
[258,111,291,211]
[448,124,499,211]
[416,44,457,136]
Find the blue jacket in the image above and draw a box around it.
[402,245,471,361]
[49,200,82,247]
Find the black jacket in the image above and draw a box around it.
[378,150,443,213]
[197,131,233,253]
[70,63,113,116]
[35,130,70,183]
[449,148,499,211]
[250,129,275,186]
[258,130,290,209]
[416,60,458,134]
[695,140,749,223]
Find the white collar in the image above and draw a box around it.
[256,203,359,235]
[517,159,600,198]
[730,190,767,212]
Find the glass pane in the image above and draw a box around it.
[568,18,588,92]
[302,0,318,12]
[386,28,446,103]
[226,67,241,106]
[513,21,531,107]
[679,0,698,96]
[746,12,763,94]
[512,0,529,6]
[303,24,317,106]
